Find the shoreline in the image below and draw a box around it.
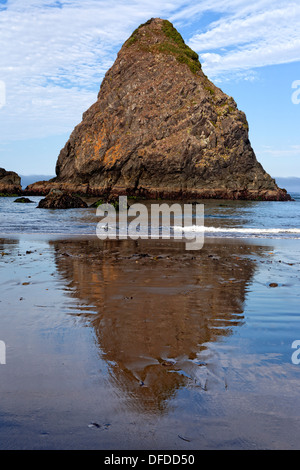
[1,231,300,244]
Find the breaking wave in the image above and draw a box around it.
[174,225,300,238]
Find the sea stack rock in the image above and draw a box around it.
[0,168,22,194]
[27,18,290,201]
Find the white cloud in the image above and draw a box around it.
[0,0,185,141]
[259,145,300,158]
[0,0,299,143]
[187,1,300,77]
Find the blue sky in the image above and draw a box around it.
[0,0,299,178]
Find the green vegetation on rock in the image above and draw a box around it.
[125,19,201,74]
[160,20,201,74]
[89,199,106,208]
[204,86,215,96]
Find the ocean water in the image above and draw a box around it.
[0,193,300,239]
[1,194,300,449]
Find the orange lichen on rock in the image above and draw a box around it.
[103,142,123,166]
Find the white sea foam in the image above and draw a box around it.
[174,225,300,234]
[174,226,300,236]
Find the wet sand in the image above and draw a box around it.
[0,234,300,449]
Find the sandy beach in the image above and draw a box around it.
[0,234,300,449]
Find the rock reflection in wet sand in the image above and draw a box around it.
[52,237,257,413]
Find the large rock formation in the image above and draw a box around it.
[26,18,290,201]
[0,168,22,194]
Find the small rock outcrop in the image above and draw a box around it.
[0,168,22,194]
[27,18,290,201]
[14,197,34,203]
[37,190,88,209]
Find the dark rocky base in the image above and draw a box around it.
[25,181,292,201]
[0,185,23,196]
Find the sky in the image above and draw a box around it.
[0,0,299,179]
